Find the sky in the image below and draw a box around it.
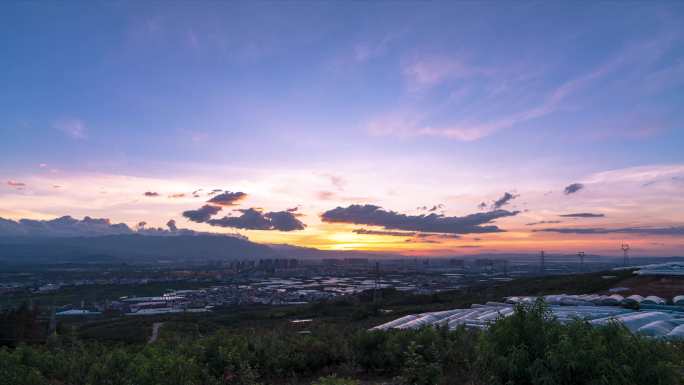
[1,1,683,257]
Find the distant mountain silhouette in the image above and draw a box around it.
[4,234,678,266]
[0,233,410,265]
[267,243,396,260]
[0,234,277,264]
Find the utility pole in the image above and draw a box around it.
[621,244,630,267]
[578,251,585,272]
[540,250,545,275]
[373,261,381,303]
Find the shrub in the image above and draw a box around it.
[477,299,682,385]
[0,301,682,385]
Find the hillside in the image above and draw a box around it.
[0,234,277,264]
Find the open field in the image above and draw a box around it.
[42,269,684,344]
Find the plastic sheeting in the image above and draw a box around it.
[673,295,684,306]
[373,297,684,339]
[623,295,644,305]
[591,311,669,331]
[666,324,684,339]
[631,262,684,276]
[642,296,666,305]
[637,320,680,337]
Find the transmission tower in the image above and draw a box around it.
[578,251,585,272]
[621,244,630,266]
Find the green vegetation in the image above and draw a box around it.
[2,270,682,384]
[1,301,682,385]
[478,300,682,385]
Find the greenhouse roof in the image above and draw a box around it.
[372,294,684,339]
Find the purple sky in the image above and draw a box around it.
[1,2,683,256]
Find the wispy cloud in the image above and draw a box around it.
[369,33,676,142]
[403,55,493,89]
[365,80,564,142]
[7,180,26,188]
[317,191,336,200]
[54,118,87,139]
[376,63,610,141]
[526,220,562,226]
[327,174,346,191]
[536,226,684,236]
[585,164,684,185]
[353,34,396,63]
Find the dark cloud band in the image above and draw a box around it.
[182,204,222,223]
[526,220,563,226]
[321,204,518,234]
[353,229,417,236]
[564,183,584,195]
[559,213,605,218]
[206,208,305,232]
[207,191,247,206]
[492,192,518,209]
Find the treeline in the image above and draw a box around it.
[0,303,48,346]
[1,302,683,385]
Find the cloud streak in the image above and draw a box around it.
[368,43,644,142]
[559,213,605,218]
[353,229,417,237]
[526,220,562,226]
[536,226,684,235]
